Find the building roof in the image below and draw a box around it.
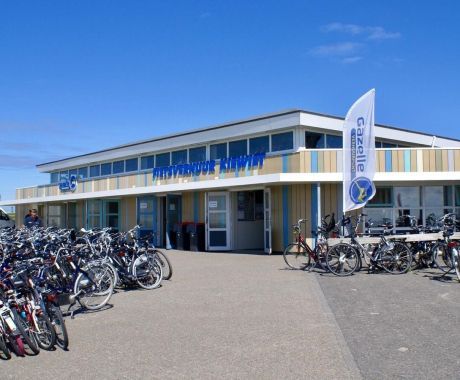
[36,108,460,172]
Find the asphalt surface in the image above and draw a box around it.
[2,251,360,380]
[316,266,460,379]
[3,252,459,379]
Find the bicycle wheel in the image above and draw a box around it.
[33,313,56,350]
[74,264,114,310]
[380,242,412,274]
[11,309,40,355]
[154,250,173,280]
[432,243,452,272]
[0,333,11,359]
[326,243,359,276]
[48,304,69,350]
[133,253,163,290]
[283,243,310,270]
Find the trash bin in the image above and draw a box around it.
[172,223,182,250]
[182,222,192,251]
[189,223,205,252]
[187,223,197,251]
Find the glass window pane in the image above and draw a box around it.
[209,213,226,228]
[444,186,453,206]
[171,150,187,165]
[59,171,69,180]
[140,155,155,170]
[425,208,453,227]
[368,187,392,207]
[326,134,343,148]
[229,140,247,157]
[364,208,394,227]
[89,165,100,178]
[78,167,88,179]
[69,169,78,177]
[249,136,269,154]
[425,186,444,207]
[395,209,422,227]
[50,172,59,183]
[101,163,112,176]
[375,140,382,148]
[305,131,325,149]
[394,187,420,208]
[189,146,206,163]
[87,200,101,215]
[113,160,124,174]
[455,186,460,207]
[272,131,293,152]
[106,201,119,214]
[125,158,138,172]
[156,152,170,167]
[210,143,227,160]
[382,142,396,148]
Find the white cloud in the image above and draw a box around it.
[341,56,363,64]
[309,42,362,57]
[321,23,401,41]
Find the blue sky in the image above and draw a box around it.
[1,0,460,204]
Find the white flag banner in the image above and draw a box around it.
[343,89,376,213]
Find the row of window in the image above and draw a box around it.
[304,131,407,149]
[51,131,294,183]
[50,130,410,183]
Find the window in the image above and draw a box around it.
[125,158,138,172]
[50,172,59,183]
[424,186,453,226]
[375,140,383,148]
[305,131,325,149]
[141,155,155,170]
[249,136,269,154]
[272,131,293,152]
[171,150,187,165]
[48,205,63,227]
[326,134,343,148]
[382,142,396,148]
[101,163,112,176]
[78,167,88,179]
[189,146,206,163]
[210,143,227,160]
[113,160,124,174]
[59,171,69,181]
[89,165,100,178]
[229,139,247,157]
[156,152,170,167]
[367,187,392,207]
[394,186,422,227]
[237,190,264,221]
[87,200,102,228]
[69,168,78,178]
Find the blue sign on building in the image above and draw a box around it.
[153,152,266,179]
[59,175,78,192]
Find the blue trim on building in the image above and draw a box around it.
[311,151,318,172]
[404,150,411,172]
[385,151,392,172]
[282,186,289,247]
[282,154,289,173]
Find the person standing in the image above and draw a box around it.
[24,209,43,228]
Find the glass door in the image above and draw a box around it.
[264,188,272,254]
[206,192,230,250]
[137,196,158,243]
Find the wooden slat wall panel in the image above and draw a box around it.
[391,151,398,172]
[377,151,385,172]
[410,150,417,172]
[330,151,337,172]
[455,150,460,171]
[423,150,430,172]
[441,150,448,171]
[429,150,436,172]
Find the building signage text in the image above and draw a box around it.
[153,153,265,179]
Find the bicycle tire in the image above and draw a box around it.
[133,254,163,290]
[11,309,40,355]
[154,250,173,280]
[432,243,452,272]
[0,333,11,359]
[283,243,310,270]
[48,304,69,350]
[74,264,114,310]
[33,313,56,350]
[380,242,412,274]
[10,335,25,357]
[326,243,359,276]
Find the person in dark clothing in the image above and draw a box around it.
[23,209,32,225]
[24,209,43,228]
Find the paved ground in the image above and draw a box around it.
[3,252,460,379]
[2,251,360,380]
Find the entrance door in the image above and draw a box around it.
[206,192,230,250]
[264,188,272,254]
[166,195,182,249]
[137,197,158,242]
